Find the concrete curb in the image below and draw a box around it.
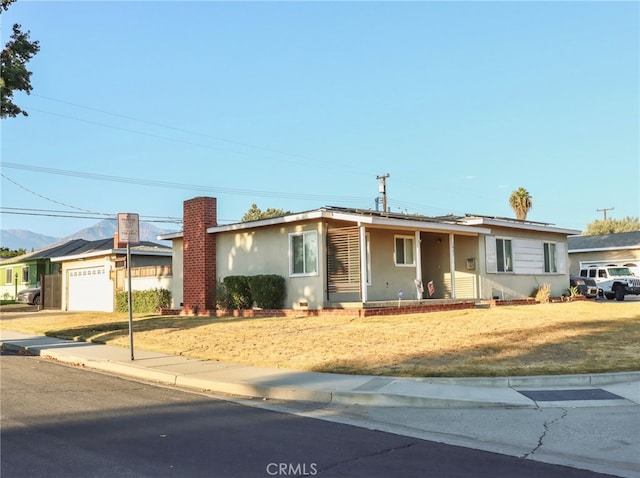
[2,333,638,409]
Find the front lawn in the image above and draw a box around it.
[1,301,638,377]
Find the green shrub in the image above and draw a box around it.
[212,280,226,310]
[249,274,286,309]
[116,288,172,313]
[219,276,252,310]
[215,275,286,310]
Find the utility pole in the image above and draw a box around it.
[597,207,614,221]
[377,174,390,213]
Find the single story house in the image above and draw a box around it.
[159,197,580,315]
[0,237,172,311]
[0,239,87,302]
[568,231,640,276]
[50,237,173,312]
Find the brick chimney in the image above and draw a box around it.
[182,197,217,315]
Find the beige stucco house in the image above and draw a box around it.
[50,238,172,312]
[160,197,579,314]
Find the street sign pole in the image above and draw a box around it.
[127,241,134,360]
[118,213,140,361]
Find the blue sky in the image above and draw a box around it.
[1,1,638,238]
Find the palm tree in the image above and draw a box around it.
[509,187,533,220]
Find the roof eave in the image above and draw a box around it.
[462,217,580,235]
[207,209,491,235]
[51,248,172,262]
[568,246,639,253]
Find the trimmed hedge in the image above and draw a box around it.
[217,276,252,310]
[116,288,172,313]
[249,275,286,309]
[215,274,286,310]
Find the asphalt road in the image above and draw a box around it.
[0,351,615,478]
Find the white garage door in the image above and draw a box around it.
[67,266,112,311]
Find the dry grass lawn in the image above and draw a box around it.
[1,301,639,377]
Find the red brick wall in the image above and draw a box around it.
[183,197,217,315]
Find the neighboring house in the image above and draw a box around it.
[568,231,640,276]
[159,197,580,315]
[0,237,172,311]
[50,237,173,312]
[0,239,87,302]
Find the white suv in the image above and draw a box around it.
[579,266,640,301]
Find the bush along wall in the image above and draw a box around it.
[215,275,286,310]
[217,276,253,310]
[248,274,286,309]
[116,288,172,313]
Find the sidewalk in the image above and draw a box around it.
[2,329,639,409]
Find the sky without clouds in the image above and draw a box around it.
[1,1,638,238]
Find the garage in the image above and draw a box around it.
[67,266,113,311]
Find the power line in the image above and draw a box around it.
[22,96,467,217]
[1,161,373,204]
[0,207,183,224]
[29,95,371,175]
[28,108,247,156]
[1,173,98,214]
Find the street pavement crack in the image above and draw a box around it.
[318,441,417,475]
[522,408,568,459]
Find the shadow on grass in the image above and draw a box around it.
[309,317,640,377]
[33,310,640,377]
[44,316,208,343]
[42,314,284,344]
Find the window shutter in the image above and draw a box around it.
[556,242,567,274]
[485,236,497,273]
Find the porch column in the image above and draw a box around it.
[359,224,368,303]
[415,230,423,300]
[449,233,456,299]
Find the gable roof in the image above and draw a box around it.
[158,206,579,240]
[200,207,492,236]
[457,214,580,235]
[568,231,640,252]
[50,239,172,262]
[0,239,90,265]
[0,238,172,266]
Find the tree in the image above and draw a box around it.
[241,204,290,222]
[1,0,40,118]
[0,247,26,258]
[584,216,640,235]
[509,187,533,221]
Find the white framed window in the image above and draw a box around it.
[543,242,557,273]
[21,266,29,283]
[394,235,415,266]
[496,238,513,272]
[290,231,318,276]
[5,268,13,285]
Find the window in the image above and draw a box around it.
[290,231,318,276]
[5,268,13,285]
[394,235,415,266]
[21,266,29,283]
[496,238,513,272]
[543,243,557,273]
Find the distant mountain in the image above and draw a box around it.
[1,220,172,252]
[61,219,170,244]
[0,230,60,252]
